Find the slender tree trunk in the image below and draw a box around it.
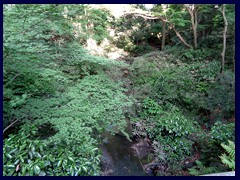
[185,4,198,49]
[193,5,198,49]
[221,4,228,73]
[85,8,88,31]
[161,20,166,50]
[169,22,192,48]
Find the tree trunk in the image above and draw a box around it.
[127,12,193,49]
[85,8,88,31]
[169,22,192,48]
[221,4,228,73]
[185,4,198,49]
[193,4,198,49]
[161,20,166,50]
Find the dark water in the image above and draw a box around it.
[100,134,148,176]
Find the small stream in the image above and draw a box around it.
[100,133,149,176]
[99,65,152,176]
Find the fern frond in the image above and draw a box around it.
[220,140,235,170]
[188,160,219,176]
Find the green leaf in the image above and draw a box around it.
[68,157,74,162]
[22,166,27,175]
[9,148,18,154]
[6,164,15,168]
[33,152,42,158]
[31,145,35,152]
[39,171,46,176]
[82,166,87,173]
[34,165,40,175]
[92,148,98,152]
[6,154,12,159]
[20,155,24,163]
[14,159,20,166]
[57,159,63,167]
[74,170,79,176]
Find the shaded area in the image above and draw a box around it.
[100,134,148,176]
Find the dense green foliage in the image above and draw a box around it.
[188,160,220,176]
[3,124,100,176]
[3,4,131,176]
[3,4,235,176]
[130,50,234,174]
[220,140,235,170]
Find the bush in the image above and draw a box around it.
[198,70,235,120]
[197,121,235,166]
[181,48,219,61]
[130,44,153,56]
[131,51,177,87]
[210,121,235,144]
[138,98,199,162]
[188,160,220,176]
[3,124,100,176]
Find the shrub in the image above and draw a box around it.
[130,44,153,56]
[198,121,235,165]
[188,160,220,176]
[198,70,235,120]
[219,140,235,170]
[4,73,133,176]
[131,51,177,87]
[140,97,164,117]
[181,48,219,61]
[139,98,198,162]
[3,124,100,176]
[210,121,235,144]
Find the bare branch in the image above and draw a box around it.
[4,73,21,87]
[3,119,19,134]
[122,12,192,49]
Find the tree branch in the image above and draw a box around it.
[3,119,19,134]
[4,73,21,88]
[168,22,192,48]
[123,12,161,20]
[123,12,192,49]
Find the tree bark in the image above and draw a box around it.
[193,4,198,49]
[161,20,166,50]
[3,119,19,134]
[221,4,228,73]
[168,21,192,48]
[185,4,198,49]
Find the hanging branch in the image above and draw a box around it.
[123,12,193,49]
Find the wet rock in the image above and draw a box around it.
[141,153,155,165]
[143,161,159,174]
[101,169,114,176]
[131,139,152,159]
[99,145,115,176]
[143,160,168,175]
[182,161,196,170]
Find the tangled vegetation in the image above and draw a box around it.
[3,4,235,176]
